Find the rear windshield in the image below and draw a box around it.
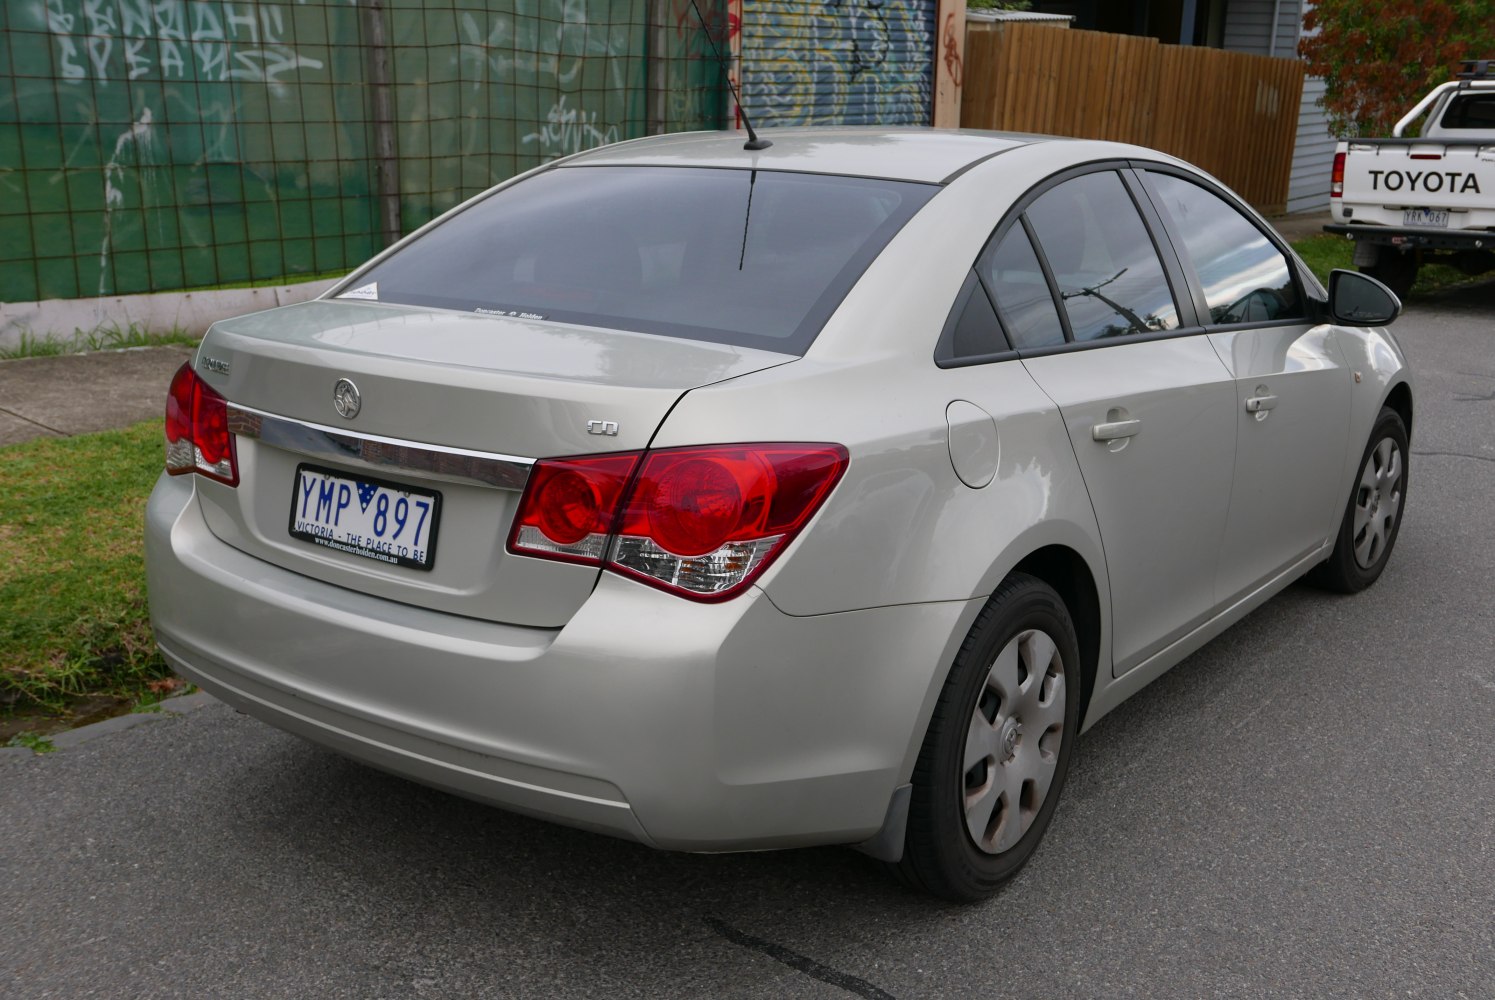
[1441,93,1495,130]
[344,166,935,355]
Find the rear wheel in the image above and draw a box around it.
[1360,248,1417,299]
[896,573,1080,901]
[1308,406,1408,593]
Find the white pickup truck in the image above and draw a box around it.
[1326,59,1495,296]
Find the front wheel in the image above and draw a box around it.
[1308,406,1409,593]
[895,573,1081,901]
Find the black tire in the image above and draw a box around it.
[1360,249,1417,300]
[895,573,1081,901]
[1308,406,1409,593]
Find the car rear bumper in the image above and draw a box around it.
[1324,222,1495,252]
[145,473,974,852]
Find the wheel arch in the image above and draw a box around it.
[1384,380,1413,441]
[1009,545,1102,728]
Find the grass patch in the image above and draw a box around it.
[0,322,199,360]
[0,419,172,715]
[5,731,56,753]
[1289,235,1483,296]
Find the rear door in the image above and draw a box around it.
[1139,169,1351,604]
[982,167,1238,677]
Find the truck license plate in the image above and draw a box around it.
[288,464,441,570]
[1402,208,1449,228]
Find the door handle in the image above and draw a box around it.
[1245,394,1278,413]
[1092,419,1141,442]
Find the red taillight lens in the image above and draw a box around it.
[508,453,639,564]
[508,443,849,601]
[1331,151,1345,198]
[611,443,848,601]
[163,361,239,486]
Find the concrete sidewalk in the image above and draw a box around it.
[0,345,193,448]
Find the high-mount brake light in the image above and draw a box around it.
[164,362,239,486]
[1331,152,1345,198]
[508,444,849,601]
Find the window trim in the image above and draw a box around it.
[1130,162,1315,334]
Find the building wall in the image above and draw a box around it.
[1222,0,1332,213]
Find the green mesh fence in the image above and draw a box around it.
[0,0,725,302]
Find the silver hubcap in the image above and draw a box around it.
[1353,437,1403,569]
[962,629,1066,855]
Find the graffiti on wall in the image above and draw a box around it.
[739,0,935,127]
[1,0,721,302]
[39,0,326,87]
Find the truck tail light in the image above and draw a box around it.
[1331,152,1345,198]
[164,362,239,486]
[509,443,848,601]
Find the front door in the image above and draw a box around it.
[1140,170,1353,604]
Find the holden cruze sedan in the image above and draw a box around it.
[145,129,1411,900]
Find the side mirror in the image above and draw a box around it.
[1327,269,1402,326]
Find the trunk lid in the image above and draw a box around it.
[191,299,793,627]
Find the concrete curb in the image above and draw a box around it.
[0,279,339,351]
[6,689,221,756]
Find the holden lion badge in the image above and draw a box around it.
[333,378,362,420]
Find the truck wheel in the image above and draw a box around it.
[1360,249,1417,299]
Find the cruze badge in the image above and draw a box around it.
[333,378,362,419]
[586,419,619,436]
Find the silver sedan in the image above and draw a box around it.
[145,129,1411,901]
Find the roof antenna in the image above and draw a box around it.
[688,0,772,151]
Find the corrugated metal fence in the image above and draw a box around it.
[0,0,723,302]
[740,0,935,127]
[961,22,1304,214]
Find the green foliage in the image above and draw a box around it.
[968,0,1034,10]
[1300,0,1495,136]
[1290,235,1482,294]
[5,732,57,753]
[0,420,172,713]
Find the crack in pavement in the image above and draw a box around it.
[1412,449,1495,465]
[0,405,67,437]
[705,918,896,1000]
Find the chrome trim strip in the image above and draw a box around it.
[227,403,533,491]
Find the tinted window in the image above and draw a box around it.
[1147,173,1304,325]
[1441,93,1495,129]
[947,276,1010,358]
[979,224,1066,349]
[349,167,935,355]
[1025,172,1180,342]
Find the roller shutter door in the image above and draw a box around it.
[740,0,936,127]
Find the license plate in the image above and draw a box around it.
[288,464,441,570]
[1402,208,1449,228]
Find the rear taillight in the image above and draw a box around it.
[508,453,637,564]
[508,443,848,602]
[164,362,238,486]
[1331,151,1345,198]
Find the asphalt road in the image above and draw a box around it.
[3,283,1493,999]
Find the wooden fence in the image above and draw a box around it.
[961,23,1305,215]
